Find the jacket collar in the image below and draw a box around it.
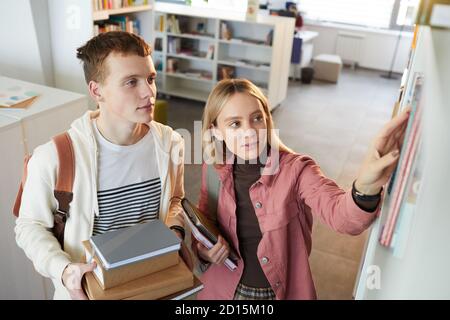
[214,148,284,187]
[70,110,170,155]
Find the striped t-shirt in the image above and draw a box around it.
[92,120,161,235]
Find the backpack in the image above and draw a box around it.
[13,132,75,250]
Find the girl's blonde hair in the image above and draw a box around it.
[202,78,293,164]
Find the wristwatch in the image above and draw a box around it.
[352,180,382,201]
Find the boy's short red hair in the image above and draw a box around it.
[76,31,152,84]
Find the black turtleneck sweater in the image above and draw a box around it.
[233,157,271,288]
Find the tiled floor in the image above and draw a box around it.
[165,67,401,299]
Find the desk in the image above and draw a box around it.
[290,30,319,80]
[0,77,88,299]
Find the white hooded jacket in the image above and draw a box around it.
[15,110,185,299]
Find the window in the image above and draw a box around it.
[297,0,420,30]
[395,0,420,26]
[189,0,248,12]
[299,0,396,29]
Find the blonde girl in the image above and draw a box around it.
[193,78,409,300]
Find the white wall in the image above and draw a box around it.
[304,22,413,73]
[0,0,53,86]
[47,0,94,95]
[30,0,55,86]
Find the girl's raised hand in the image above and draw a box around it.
[355,107,411,195]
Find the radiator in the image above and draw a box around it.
[336,31,365,67]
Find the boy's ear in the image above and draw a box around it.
[88,80,104,103]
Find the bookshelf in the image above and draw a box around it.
[152,2,295,109]
[354,18,450,299]
[92,4,153,21]
[47,0,154,106]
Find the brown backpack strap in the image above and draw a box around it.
[13,155,32,217]
[53,132,75,206]
[52,132,75,249]
[13,132,75,249]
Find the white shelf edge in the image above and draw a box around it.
[218,39,272,49]
[167,53,214,63]
[93,4,153,21]
[217,60,270,72]
[166,72,214,83]
[159,87,210,102]
[167,32,215,41]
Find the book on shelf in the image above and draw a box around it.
[206,44,214,60]
[391,139,424,258]
[154,58,163,72]
[154,37,163,52]
[167,15,181,34]
[218,65,235,80]
[380,72,424,247]
[168,37,181,54]
[157,15,165,32]
[92,0,149,11]
[220,21,232,40]
[94,17,141,35]
[181,198,238,271]
[166,58,179,73]
[0,86,39,109]
[88,219,181,270]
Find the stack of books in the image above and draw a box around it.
[82,219,203,299]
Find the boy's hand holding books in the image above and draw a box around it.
[172,229,194,271]
[62,261,97,300]
[196,235,230,265]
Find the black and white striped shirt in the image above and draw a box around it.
[93,179,161,235]
[92,120,161,235]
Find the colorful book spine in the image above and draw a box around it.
[380,74,424,247]
[380,107,422,246]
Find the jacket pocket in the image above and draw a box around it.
[262,200,299,232]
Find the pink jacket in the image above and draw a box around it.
[196,151,379,300]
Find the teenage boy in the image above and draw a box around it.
[15,31,190,300]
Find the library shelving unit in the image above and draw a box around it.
[354,17,450,299]
[47,0,154,104]
[152,2,295,109]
